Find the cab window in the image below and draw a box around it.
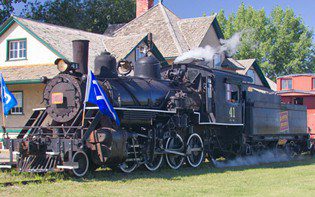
[226,83,239,103]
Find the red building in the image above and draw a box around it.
[277,74,315,138]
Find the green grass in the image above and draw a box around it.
[1,158,315,196]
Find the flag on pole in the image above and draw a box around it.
[0,74,17,116]
[84,70,120,126]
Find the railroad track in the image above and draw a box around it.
[0,178,56,187]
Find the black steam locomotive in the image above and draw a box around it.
[0,40,311,177]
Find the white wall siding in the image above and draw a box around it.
[0,23,59,67]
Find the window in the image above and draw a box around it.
[294,97,303,105]
[312,78,315,89]
[213,54,221,67]
[7,39,27,60]
[10,92,23,115]
[281,79,292,90]
[247,69,255,83]
[226,83,239,103]
[135,46,147,61]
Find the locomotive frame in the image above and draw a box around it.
[0,40,312,177]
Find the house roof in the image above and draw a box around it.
[221,58,245,70]
[0,16,167,82]
[266,77,277,91]
[277,89,315,96]
[236,59,270,89]
[15,17,148,68]
[178,16,215,49]
[277,73,315,79]
[0,64,58,82]
[112,3,222,58]
[235,59,256,75]
[104,23,126,36]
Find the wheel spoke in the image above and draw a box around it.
[186,133,204,168]
[165,134,185,170]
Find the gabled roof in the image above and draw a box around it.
[13,17,149,67]
[221,58,245,70]
[112,3,222,58]
[236,59,270,88]
[0,16,167,82]
[266,77,277,91]
[235,59,256,75]
[178,16,215,49]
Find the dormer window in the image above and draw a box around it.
[247,69,255,83]
[135,45,147,61]
[281,79,292,90]
[213,54,221,67]
[7,39,27,61]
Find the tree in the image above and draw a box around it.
[216,3,314,79]
[0,0,27,24]
[22,0,136,34]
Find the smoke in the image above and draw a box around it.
[174,31,244,64]
[212,150,291,168]
[219,32,242,56]
[174,45,216,63]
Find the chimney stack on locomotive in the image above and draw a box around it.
[72,40,89,75]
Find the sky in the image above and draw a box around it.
[13,0,315,39]
[158,0,314,31]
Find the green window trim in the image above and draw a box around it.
[6,38,27,61]
[0,17,67,60]
[9,91,24,115]
[6,79,43,85]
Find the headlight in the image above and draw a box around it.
[55,59,69,72]
[54,58,79,73]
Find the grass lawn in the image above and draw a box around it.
[1,158,315,196]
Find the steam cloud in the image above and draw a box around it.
[211,150,291,168]
[174,31,244,64]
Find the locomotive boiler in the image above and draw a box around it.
[0,40,312,177]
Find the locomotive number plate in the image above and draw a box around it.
[51,92,64,104]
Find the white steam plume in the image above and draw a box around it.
[219,32,242,56]
[174,31,244,64]
[211,150,291,168]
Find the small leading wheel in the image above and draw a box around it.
[119,161,138,173]
[186,133,204,168]
[165,134,185,170]
[145,153,164,171]
[72,151,89,177]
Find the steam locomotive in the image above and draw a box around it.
[0,40,311,177]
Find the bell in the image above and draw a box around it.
[117,60,133,76]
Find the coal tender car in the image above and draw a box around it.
[0,40,311,177]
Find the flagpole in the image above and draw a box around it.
[0,74,6,137]
[82,69,89,128]
[81,102,86,127]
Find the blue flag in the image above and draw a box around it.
[84,70,120,126]
[0,74,17,116]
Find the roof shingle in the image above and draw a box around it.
[1,17,148,81]
[178,16,215,49]
[17,17,146,69]
[113,3,216,58]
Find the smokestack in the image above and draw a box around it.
[136,0,154,17]
[72,40,89,75]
